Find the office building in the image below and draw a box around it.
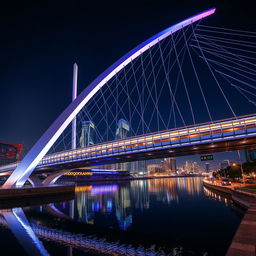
[116,119,130,171]
[80,121,95,147]
[164,157,177,172]
[205,162,210,172]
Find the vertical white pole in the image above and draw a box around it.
[237,150,245,185]
[72,63,78,150]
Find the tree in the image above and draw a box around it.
[242,160,256,175]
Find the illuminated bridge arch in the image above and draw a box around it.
[3,8,216,187]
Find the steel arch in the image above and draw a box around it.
[3,8,216,187]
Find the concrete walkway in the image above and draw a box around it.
[203,180,256,256]
[226,202,256,256]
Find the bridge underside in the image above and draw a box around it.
[36,137,256,173]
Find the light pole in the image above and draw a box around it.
[237,150,245,185]
[72,63,78,150]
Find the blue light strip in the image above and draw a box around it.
[35,114,256,168]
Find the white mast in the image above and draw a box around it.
[71,63,78,149]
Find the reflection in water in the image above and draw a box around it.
[203,186,230,205]
[0,177,243,256]
[203,186,245,217]
[0,208,49,256]
[0,208,168,256]
[31,223,168,256]
[75,184,132,228]
[74,177,202,230]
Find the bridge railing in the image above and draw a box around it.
[0,162,20,172]
[37,115,256,168]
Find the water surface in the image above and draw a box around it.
[0,177,243,256]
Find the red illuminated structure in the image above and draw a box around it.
[0,142,22,165]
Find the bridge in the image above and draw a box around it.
[36,114,256,168]
[2,113,256,173]
[1,7,256,187]
[2,113,256,177]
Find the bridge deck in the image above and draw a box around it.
[1,114,256,173]
[36,114,256,169]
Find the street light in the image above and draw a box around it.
[237,150,245,185]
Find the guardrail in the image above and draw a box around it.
[38,115,256,168]
[1,115,256,172]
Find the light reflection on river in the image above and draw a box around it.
[73,177,202,229]
[0,177,243,256]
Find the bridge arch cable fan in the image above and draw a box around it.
[190,24,256,116]
[7,8,256,187]
[52,23,256,155]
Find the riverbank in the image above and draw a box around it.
[203,180,256,256]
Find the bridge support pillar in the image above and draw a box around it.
[42,170,70,185]
[28,175,43,187]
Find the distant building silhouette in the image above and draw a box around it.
[80,121,95,147]
[115,119,130,140]
[130,160,146,174]
[184,161,199,173]
[205,162,210,172]
[115,119,129,171]
[164,157,177,172]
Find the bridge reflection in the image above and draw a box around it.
[0,208,50,256]
[0,177,243,256]
[53,178,202,231]
[0,207,168,256]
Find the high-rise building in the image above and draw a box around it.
[130,160,146,174]
[115,119,130,171]
[205,162,210,172]
[130,161,139,173]
[147,164,163,174]
[184,161,191,173]
[115,119,130,140]
[115,186,132,230]
[79,121,95,147]
[220,160,230,170]
[164,157,177,172]
[192,162,199,173]
[184,161,199,173]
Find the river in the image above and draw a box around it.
[0,177,243,256]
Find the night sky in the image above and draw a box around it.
[0,0,255,164]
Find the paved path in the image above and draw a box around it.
[203,180,256,255]
[226,202,256,256]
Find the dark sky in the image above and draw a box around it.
[0,0,255,154]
